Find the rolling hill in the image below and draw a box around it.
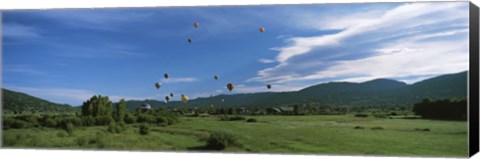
[121,71,468,110]
[2,88,76,113]
[2,71,467,111]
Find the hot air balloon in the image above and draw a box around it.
[155,82,161,89]
[259,27,265,33]
[194,22,199,28]
[164,73,169,79]
[181,94,189,103]
[267,84,272,89]
[188,38,192,43]
[165,96,170,102]
[226,83,234,91]
[170,93,174,97]
[214,75,218,80]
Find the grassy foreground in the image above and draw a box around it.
[2,115,467,157]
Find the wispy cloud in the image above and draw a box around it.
[3,23,41,39]
[248,2,468,84]
[3,65,45,75]
[258,58,275,64]
[160,77,199,84]
[36,10,154,32]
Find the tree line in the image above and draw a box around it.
[412,98,466,120]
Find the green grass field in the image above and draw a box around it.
[2,115,467,157]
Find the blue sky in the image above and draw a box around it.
[2,2,470,106]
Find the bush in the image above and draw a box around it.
[220,116,246,121]
[137,114,156,123]
[64,123,75,136]
[139,124,150,135]
[124,114,136,124]
[3,118,28,130]
[56,131,67,138]
[354,114,368,118]
[414,128,430,131]
[166,116,178,125]
[45,118,57,128]
[205,131,238,150]
[371,126,384,130]
[246,118,257,122]
[76,136,88,147]
[354,126,365,129]
[94,132,107,148]
[108,122,125,134]
[156,116,167,125]
[82,116,96,126]
[95,115,114,125]
[108,123,117,133]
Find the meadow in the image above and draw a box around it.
[2,115,467,157]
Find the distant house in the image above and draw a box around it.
[267,106,295,115]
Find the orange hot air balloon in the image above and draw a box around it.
[259,27,265,33]
[226,83,234,91]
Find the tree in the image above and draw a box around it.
[81,95,114,126]
[115,99,127,122]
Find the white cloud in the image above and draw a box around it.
[249,2,469,84]
[258,58,275,64]
[160,77,199,84]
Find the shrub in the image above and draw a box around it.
[156,116,167,125]
[108,123,117,133]
[220,116,246,121]
[354,114,368,118]
[139,124,150,135]
[76,136,88,147]
[246,118,257,122]
[371,126,384,130]
[124,114,136,124]
[82,116,96,126]
[56,131,67,138]
[354,126,365,129]
[414,128,430,131]
[65,123,75,136]
[45,118,57,128]
[205,131,238,150]
[166,116,178,125]
[229,116,246,121]
[95,115,114,125]
[137,114,156,123]
[94,132,107,148]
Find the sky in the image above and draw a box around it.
[2,2,470,106]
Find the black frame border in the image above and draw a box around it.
[469,2,479,157]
